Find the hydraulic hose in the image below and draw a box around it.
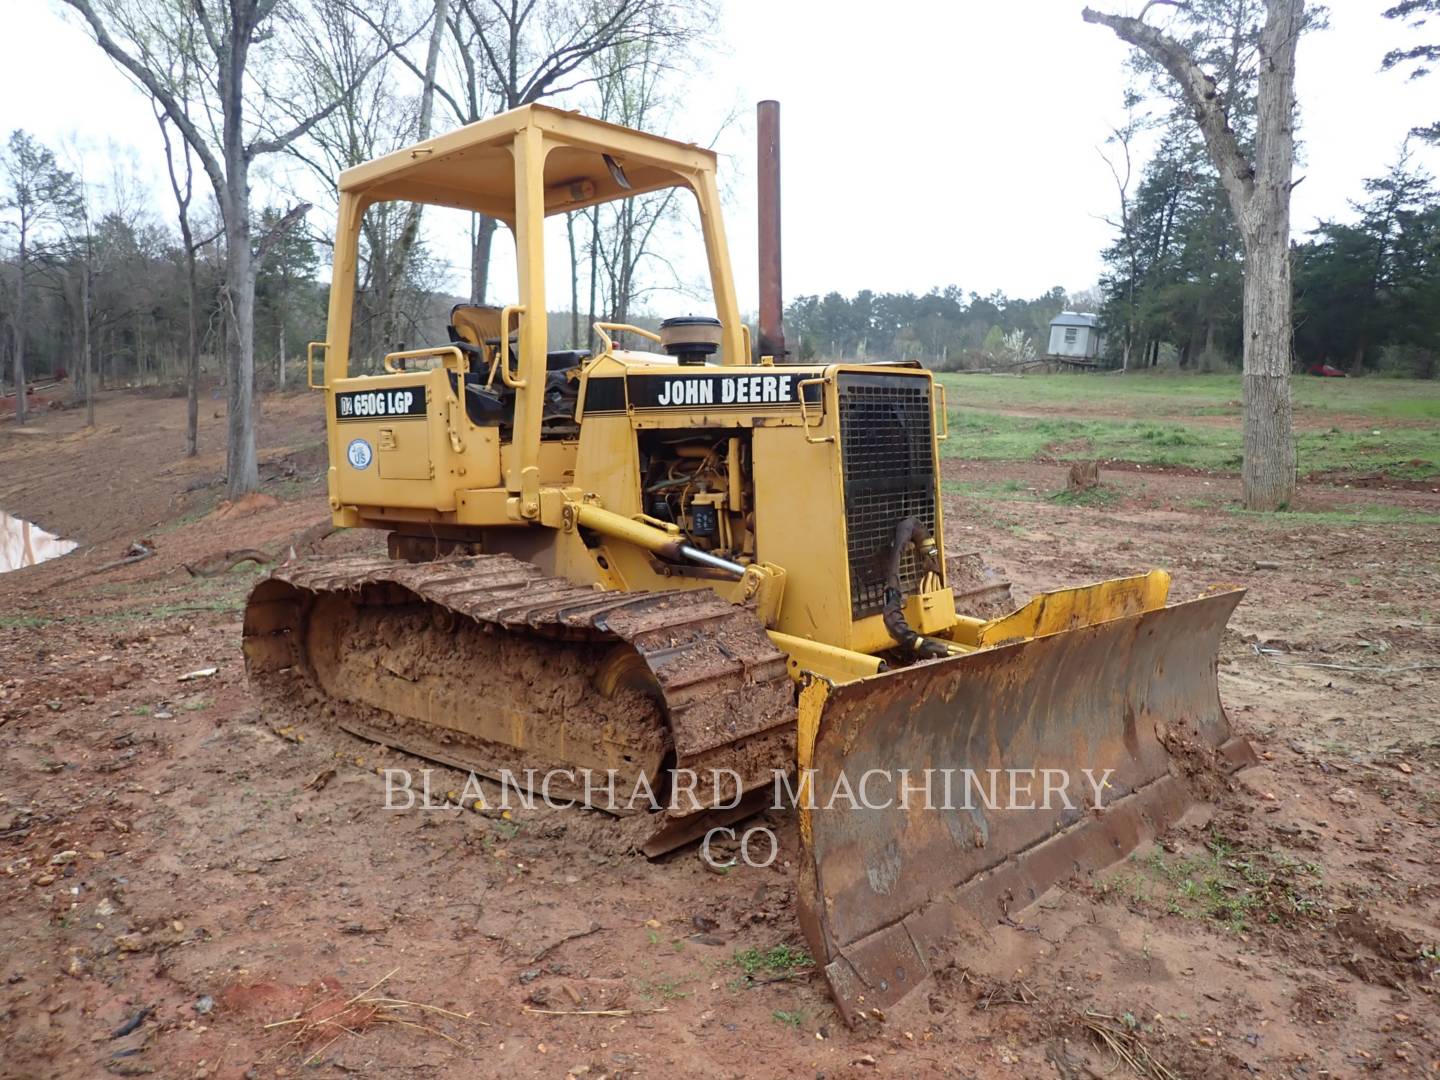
[881,517,950,660]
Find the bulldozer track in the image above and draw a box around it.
[242,553,796,855]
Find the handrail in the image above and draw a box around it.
[593,322,663,355]
[797,377,834,444]
[933,381,949,441]
[306,341,328,389]
[383,345,468,375]
[497,304,527,388]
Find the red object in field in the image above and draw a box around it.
[1307,362,1347,378]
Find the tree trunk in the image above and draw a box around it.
[567,211,580,348]
[81,259,95,428]
[471,214,498,305]
[1239,213,1298,509]
[14,237,27,424]
[224,173,259,496]
[184,241,199,456]
[1238,0,1301,510]
[1084,0,1300,509]
[586,208,599,349]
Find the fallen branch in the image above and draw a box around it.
[1081,1012,1179,1080]
[184,521,336,579]
[262,966,483,1064]
[184,549,272,578]
[94,542,154,574]
[1265,657,1440,674]
[522,1005,667,1018]
[529,922,603,963]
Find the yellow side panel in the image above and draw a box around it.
[377,423,431,480]
[572,414,643,514]
[752,425,853,647]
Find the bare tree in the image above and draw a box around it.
[362,0,713,304]
[290,0,441,368]
[61,0,387,496]
[1,132,81,423]
[157,111,202,456]
[61,152,97,428]
[1097,92,1146,373]
[1084,0,1304,511]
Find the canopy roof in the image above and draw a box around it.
[338,103,716,222]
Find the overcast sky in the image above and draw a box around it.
[3,0,1437,314]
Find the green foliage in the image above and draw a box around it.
[785,284,1067,367]
[1382,1,1440,144]
[733,944,812,978]
[1125,833,1327,933]
[1050,485,1121,508]
[1295,147,1440,374]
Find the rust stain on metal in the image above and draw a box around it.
[796,590,1247,1026]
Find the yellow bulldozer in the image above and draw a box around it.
[243,101,1253,1024]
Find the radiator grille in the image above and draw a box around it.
[837,373,937,618]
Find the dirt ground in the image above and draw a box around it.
[1,388,1436,1079]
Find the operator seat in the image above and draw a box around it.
[445,304,590,429]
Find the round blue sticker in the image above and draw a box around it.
[346,438,373,470]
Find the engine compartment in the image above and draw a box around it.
[637,430,754,562]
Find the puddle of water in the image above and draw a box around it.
[1,510,78,573]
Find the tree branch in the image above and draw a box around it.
[254,202,311,267]
[59,0,227,200]
[1082,6,1255,215]
[246,24,404,157]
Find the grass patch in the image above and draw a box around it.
[85,599,243,624]
[635,977,690,1003]
[1104,832,1326,934]
[937,373,1440,482]
[733,944,812,979]
[1050,485,1122,508]
[772,1009,805,1029]
[941,408,1247,471]
[938,371,1440,424]
[941,479,1038,502]
[946,478,1123,511]
[0,614,50,629]
[1229,504,1440,527]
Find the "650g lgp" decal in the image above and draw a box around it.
[335,386,426,421]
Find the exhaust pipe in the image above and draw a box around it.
[757,100,786,362]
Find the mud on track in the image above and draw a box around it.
[0,388,1437,1078]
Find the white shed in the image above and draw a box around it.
[1046,312,1101,359]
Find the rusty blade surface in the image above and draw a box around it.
[796,590,1247,1025]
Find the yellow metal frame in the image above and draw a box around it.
[322,105,751,522]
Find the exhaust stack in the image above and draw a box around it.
[757,100,786,361]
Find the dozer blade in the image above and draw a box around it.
[795,588,1253,1026]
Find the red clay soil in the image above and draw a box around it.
[0,390,1436,1079]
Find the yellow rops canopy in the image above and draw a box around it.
[337,103,718,223]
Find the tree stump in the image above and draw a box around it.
[1067,461,1100,492]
